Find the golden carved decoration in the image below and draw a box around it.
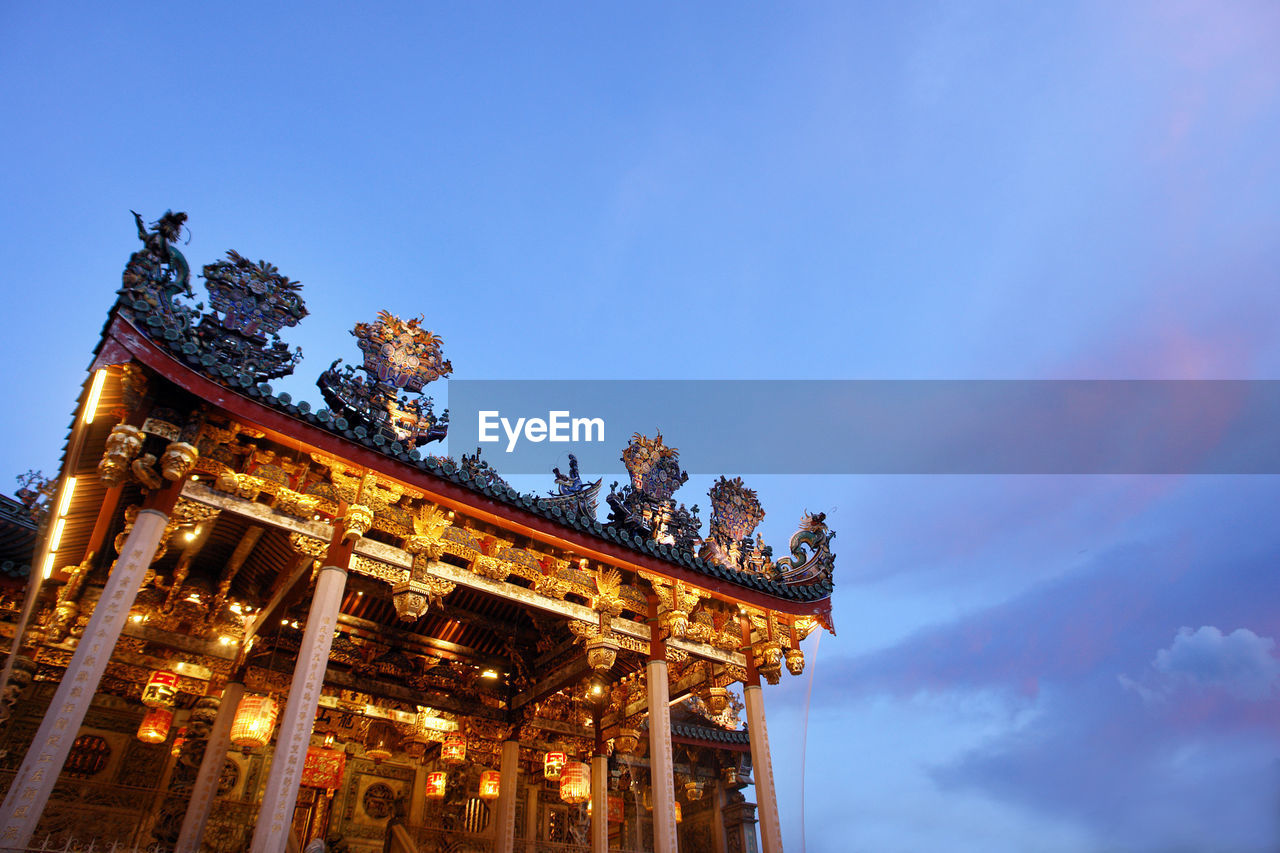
[274,487,320,519]
[785,647,805,676]
[214,470,264,501]
[472,555,510,582]
[533,573,569,599]
[312,456,422,508]
[160,441,198,481]
[711,630,740,652]
[406,503,451,561]
[391,577,456,621]
[756,643,783,685]
[289,532,328,558]
[350,555,409,585]
[342,504,374,543]
[98,424,143,487]
[592,568,625,617]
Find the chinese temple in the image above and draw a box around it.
[0,212,836,853]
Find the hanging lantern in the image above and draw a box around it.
[137,707,173,744]
[365,721,395,764]
[559,760,590,804]
[230,693,279,750]
[142,670,179,708]
[544,751,567,781]
[674,801,682,823]
[426,771,448,799]
[441,732,466,763]
[479,769,501,800]
[684,780,702,801]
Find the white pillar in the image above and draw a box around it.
[591,753,608,853]
[646,658,678,853]
[494,740,519,853]
[250,564,348,853]
[744,684,782,853]
[0,507,169,849]
[176,681,244,853]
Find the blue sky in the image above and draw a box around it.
[3,2,1279,850]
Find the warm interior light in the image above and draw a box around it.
[142,671,179,708]
[82,369,107,425]
[230,694,279,750]
[137,707,173,744]
[479,769,500,799]
[441,732,466,763]
[559,761,590,804]
[426,771,448,798]
[48,518,66,552]
[57,477,76,517]
[41,553,56,580]
[129,613,145,623]
[480,668,499,680]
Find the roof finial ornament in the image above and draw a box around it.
[317,311,452,449]
[606,433,701,551]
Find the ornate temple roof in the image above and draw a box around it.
[670,721,751,747]
[91,211,836,618]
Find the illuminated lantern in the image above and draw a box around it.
[544,751,567,781]
[674,801,682,823]
[365,721,395,764]
[230,693,279,750]
[137,707,173,744]
[441,732,466,763]
[142,670,179,708]
[559,760,590,804]
[684,780,702,801]
[479,769,500,800]
[426,771,448,799]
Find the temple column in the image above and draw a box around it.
[176,681,244,853]
[250,531,351,853]
[494,740,519,853]
[710,780,727,853]
[523,783,538,853]
[0,491,177,849]
[741,615,782,853]
[647,598,678,853]
[410,764,428,826]
[591,753,608,853]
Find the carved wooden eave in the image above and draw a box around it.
[89,312,834,623]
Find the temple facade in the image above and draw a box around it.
[0,212,835,853]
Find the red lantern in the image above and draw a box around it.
[559,760,590,804]
[137,707,173,744]
[142,671,179,708]
[544,751,566,781]
[674,801,683,823]
[479,769,500,800]
[426,771,448,799]
[230,694,278,750]
[441,732,466,763]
